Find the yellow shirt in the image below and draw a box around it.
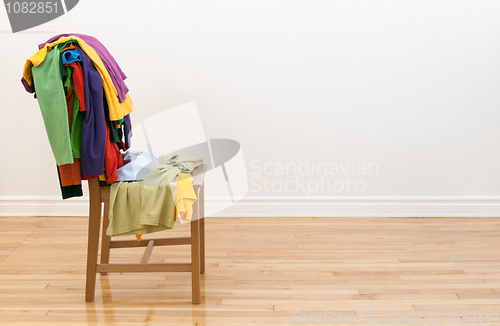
[176,173,197,222]
[23,36,133,121]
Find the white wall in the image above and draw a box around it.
[1,0,500,216]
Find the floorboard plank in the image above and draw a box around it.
[0,216,499,325]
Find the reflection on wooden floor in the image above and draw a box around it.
[0,216,500,325]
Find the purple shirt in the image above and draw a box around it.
[40,33,130,103]
[123,114,132,149]
[77,46,106,176]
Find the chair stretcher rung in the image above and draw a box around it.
[96,263,192,273]
[110,237,191,248]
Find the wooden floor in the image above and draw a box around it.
[0,216,500,325]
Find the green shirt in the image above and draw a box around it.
[32,46,73,165]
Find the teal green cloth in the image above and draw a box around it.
[32,47,73,165]
[107,155,203,237]
[70,90,84,158]
[63,66,72,91]
[104,98,122,144]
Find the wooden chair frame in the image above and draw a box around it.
[84,168,205,304]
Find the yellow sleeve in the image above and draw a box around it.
[23,45,50,86]
[175,173,197,222]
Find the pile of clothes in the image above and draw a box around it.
[22,34,203,239]
[21,33,132,199]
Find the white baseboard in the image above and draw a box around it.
[1,196,500,217]
[0,196,90,217]
[211,196,500,217]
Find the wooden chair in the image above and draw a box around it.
[84,165,206,303]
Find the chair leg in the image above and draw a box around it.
[200,184,205,274]
[191,199,201,304]
[200,217,205,274]
[86,178,102,302]
[100,200,111,275]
